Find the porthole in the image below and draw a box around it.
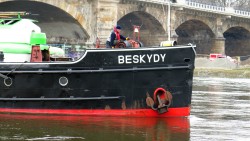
[59,76,68,86]
[4,77,12,87]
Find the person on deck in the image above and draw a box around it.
[106,25,129,48]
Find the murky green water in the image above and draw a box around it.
[0,77,249,141]
[191,77,250,141]
[0,115,189,141]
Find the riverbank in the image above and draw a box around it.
[194,68,250,78]
[194,56,250,78]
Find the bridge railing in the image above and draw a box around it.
[134,0,250,18]
[235,9,250,17]
[186,1,225,12]
[135,0,170,4]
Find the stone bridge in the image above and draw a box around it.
[1,0,250,56]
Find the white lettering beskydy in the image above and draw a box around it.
[118,54,166,64]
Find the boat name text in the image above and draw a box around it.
[118,54,166,64]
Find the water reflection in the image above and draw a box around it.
[191,77,250,141]
[0,114,189,141]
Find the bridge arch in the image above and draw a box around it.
[117,11,166,46]
[175,19,215,54]
[224,26,250,56]
[0,0,90,44]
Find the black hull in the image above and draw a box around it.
[0,46,196,117]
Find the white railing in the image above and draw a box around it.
[186,1,225,12]
[135,0,170,4]
[134,0,250,18]
[235,10,250,16]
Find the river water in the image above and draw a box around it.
[0,77,249,141]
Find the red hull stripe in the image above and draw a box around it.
[0,107,190,117]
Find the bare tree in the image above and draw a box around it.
[234,0,250,10]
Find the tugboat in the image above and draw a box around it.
[0,12,196,117]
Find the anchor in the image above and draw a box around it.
[146,87,172,114]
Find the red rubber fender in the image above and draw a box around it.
[153,87,167,103]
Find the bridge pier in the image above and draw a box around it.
[96,0,120,45]
[211,37,225,54]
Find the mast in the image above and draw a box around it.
[160,0,177,47]
[167,1,171,41]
